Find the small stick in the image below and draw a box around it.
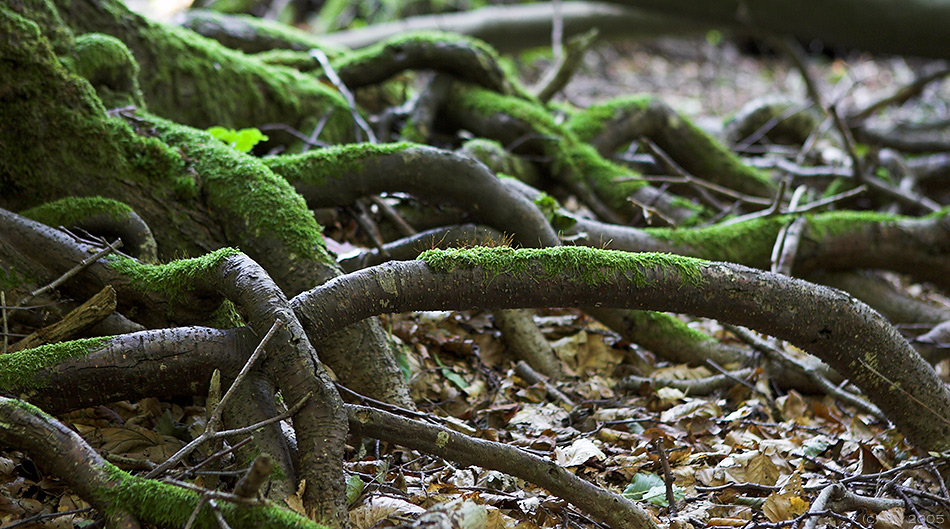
[19,239,123,307]
[653,438,677,516]
[147,319,285,479]
[309,48,377,144]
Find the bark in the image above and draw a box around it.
[1,2,412,410]
[294,249,950,452]
[0,397,324,529]
[318,1,702,51]
[600,0,950,60]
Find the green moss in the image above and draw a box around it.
[419,246,707,287]
[21,196,134,227]
[54,0,356,145]
[627,310,715,343]
[648,211,904,266]
[264,142,413,188]
[333,30,502,74]
[60,32,144,109]
[0,266,28,291]
[0,336,112,390]
[211,299,244,328]
[149,115,330,262]
[807,210,901,240]
[455,86,649,211]
[566,95,652,141]
[0,7,189,215]
[98,465,323,529]
[531,192,577,231]
[106,248,240,299]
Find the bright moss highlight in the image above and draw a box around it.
[0,7,185,212]
[99,465,324,529]
[107,247,240,299]
[419,246,706,287]
[265,142,413,187]
[0,336,112,390]
[150,115,330,262]
[455,86,650,211]
[647,210,904,265]
[566,95,652,141]
[21,196,134,227]
[626,310,715,343]
[60,32,144,109]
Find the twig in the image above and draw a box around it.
[858,358,950,425]
[309,48,377,143]
[728,325,885,420]
[717,179,788,227]
[1,291,6,355]
[146,319,285,479]
[209,500,234,529]
[790,185,867,213]
[369,195,416,237]
[209,319,283,431]
[18,239,122,307]
[778,38,865,185]
[533,28,598,103]
[734,100,816,151]
[770,185,808,275]
[653,439,677,517]
[0,507,93,529]
[849,65,950,122]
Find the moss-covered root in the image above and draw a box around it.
[566,95,776,198]
[145,113,339,293]
[264,142,560,248]
[21,196,158,262]
[586,308,749,367]
[331,31,518,95]
[349,404,659,529]
[443,83,705,225]
[109,249,351,526]
[59,32,145,109]
[646,210,950,289]
[294,246,950,452]
[0,397,326,529]
[724,96,819,147]
[52,0,355,141]
[178,9,348,55]
[0,328,256,412]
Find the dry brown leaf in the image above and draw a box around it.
[873,507,903,529]
[284,479,306,516]
[349,494,425,529]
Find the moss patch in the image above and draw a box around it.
[264,142,413,188]
[149,114,330,262]
[455,86,650,212]
[0,336,112,390]
[648,210,904,265]
[21,196,134,227]
[107,247,240,299]
[419,246,706,287]
[60,32,144,109]
[98,465,323,529]
[566,95,652,141]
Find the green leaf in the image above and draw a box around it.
[345,475,365,506]
[623,473,684,506]
[433,353,469,389]
[232,128,268,153]
[205,126,268,153]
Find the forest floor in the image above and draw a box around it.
[4,13,950,529]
